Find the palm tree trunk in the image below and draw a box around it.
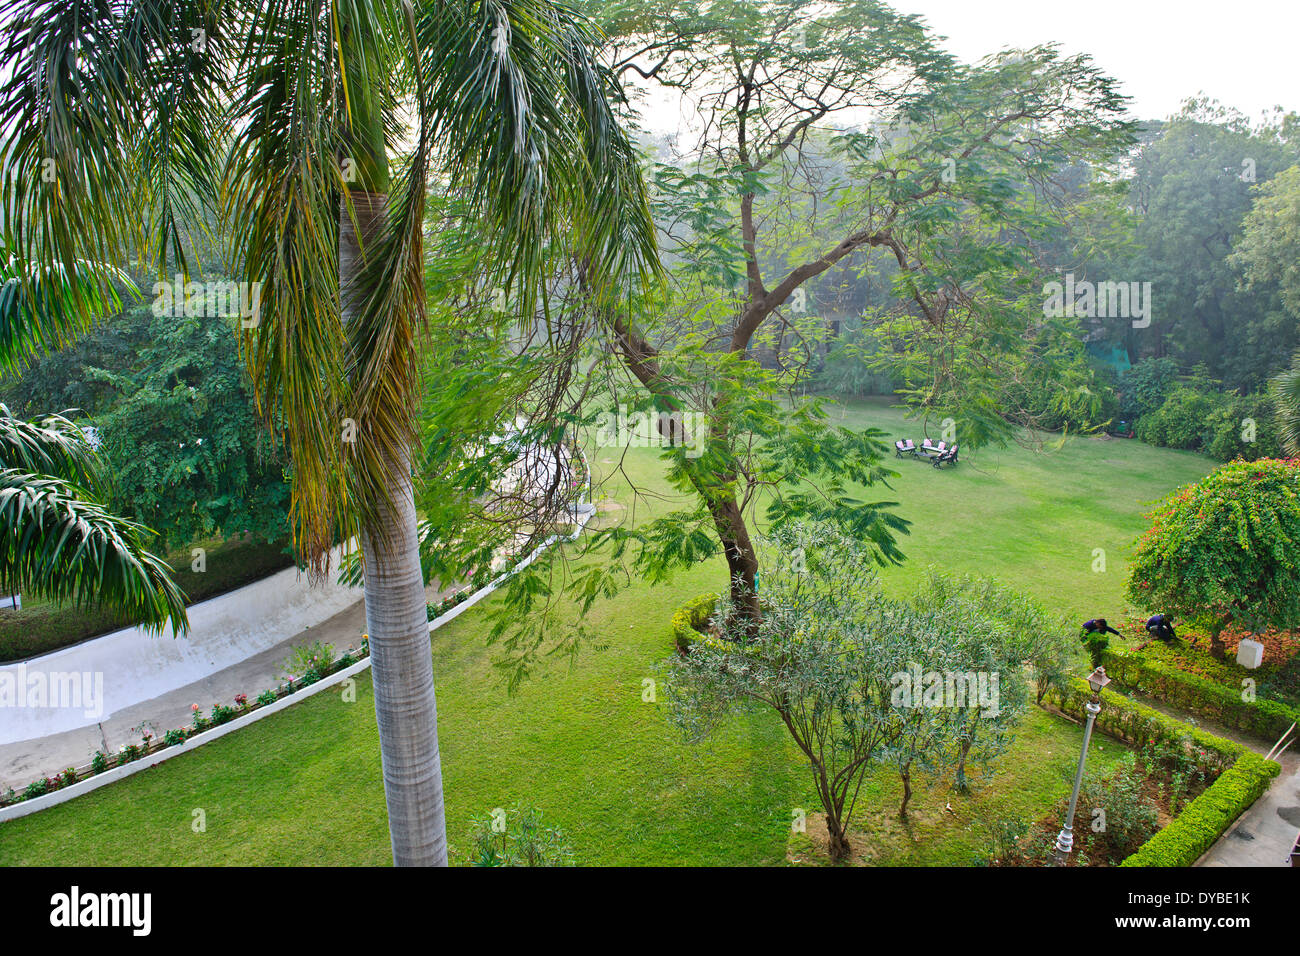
[342,190,447,866]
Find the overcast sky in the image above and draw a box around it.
[637,0,1298,137]
[890,0,1298,121]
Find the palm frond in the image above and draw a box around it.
[0,406,106,488]
[412,0,659,302]
[1271,355,1300,457]
[0,248,138,370]
[0,469,188,634]
[222,0,351,574]
[0,0,229,293]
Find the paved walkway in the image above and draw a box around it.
[1198,735,1299,867]
[0,583,449,791]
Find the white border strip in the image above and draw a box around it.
[0,655,371,823]
[1,446,595,824]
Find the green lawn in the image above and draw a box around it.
[0,397,1215,865]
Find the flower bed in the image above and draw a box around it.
[1043,678,1280,867]
[0,639,368,809]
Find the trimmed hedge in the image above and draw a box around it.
[1101,646,1299,742]
[1120,752,1280,867]
[1045,678,1280,866]
[1047,678,1242,767]
[670,593,718,653]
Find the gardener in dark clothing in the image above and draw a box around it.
[1145,613,1177,643]
[1079,617,1122,667]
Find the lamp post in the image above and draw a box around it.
[1054,665,1111,865]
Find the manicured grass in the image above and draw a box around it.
[0,398,1215,865]
[823,398,1213,618]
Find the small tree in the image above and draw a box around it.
[664,523,899,862]
[666,525,1050,859]
[905,572,1054,792]
[1126,458,1300,659]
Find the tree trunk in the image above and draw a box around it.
[1209,621,1227,661]
[899,767,913,821]
[825,814,852,863]
[708,492,761,635]
[342,190,447,866]
[954,738,972,794]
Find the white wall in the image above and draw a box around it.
[0,549,362,745]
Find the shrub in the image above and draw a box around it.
[256,689,277,706]
[1120,358,1180,421]
[670,592,719,653]
[1126,458,1300,658]
[24,777,49,800]
[162,728,187,747]
[1081,755,1160,858]
[471,805,575,867]
[1261,653,1300,708]
[1135,386,1225,450]
[89,751,108,774]
[280,640,336,685]
[1100,647,1299,741]
[1204,393,1284,461]
[1121,752,1280,867]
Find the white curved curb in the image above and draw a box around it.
[1,447,596,823]
[0,655,370,823]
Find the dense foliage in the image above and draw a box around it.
[2,299,291,550]
[1126,458,1300,657]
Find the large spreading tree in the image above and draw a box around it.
[429,0,1135,657]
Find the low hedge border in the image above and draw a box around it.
[671,593,719,653]
[1119,751,1280,867]
[1046,678,1280,866]
[1101,646,1300,742]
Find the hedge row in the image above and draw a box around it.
[1046,678,1280,866]
[1101,647,1299,742]
[670,593,718,653]
[1119,751,1281,867]
[1047,678,1242,768]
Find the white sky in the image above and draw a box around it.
[888,0,1298,121]
[636,0,1299,136]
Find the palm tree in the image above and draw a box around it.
[0,253,188,631]
[0,0,655,864]
[1272,352,1300,456]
